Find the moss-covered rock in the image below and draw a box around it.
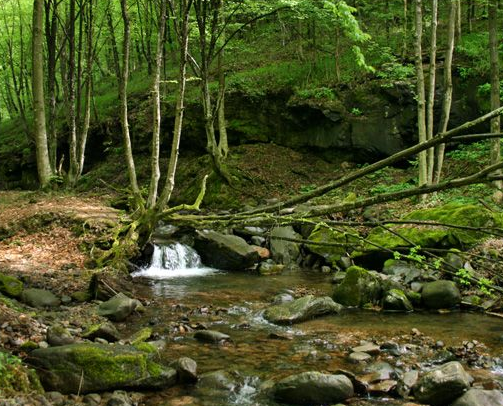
[306,226,361,266]
[382,289,413,312]
[421,280,461,309]
[359,204,503,254]
[0,352,43,397]
[28,343,177,394]
[0,273,23,298]
[332,266,382,307]
[127,327,153,345]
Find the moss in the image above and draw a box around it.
[129,327,153,345]
[134,342,157,354]
[332,266,382,307]
[71,290,91,302]
[0,353,43,397]
[307,226,361,266]
[0,273,23,298]
[361,203,503,254]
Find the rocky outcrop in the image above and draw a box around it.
[413,361,472,406]
[29,343,177,394]
[194,230,259,271]
[263,295,342,325]
[272,371,354,405]
[421,280,461,309]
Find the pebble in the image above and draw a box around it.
[349,351,372,362]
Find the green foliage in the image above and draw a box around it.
[350,107,363,116]
[393,246,425,265]
[295,87,335,100]
[455,268,472,287]
[456,32,491,78]
[0,352,42,396]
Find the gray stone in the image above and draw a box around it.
[106,390,132,406]
[170,357,198,383]
[421,280,461,309]
[194,230,259,271]
[97,293,143,321]
[47,324,75,347]
[82,322,121,342]
[83,393,102,405]
[273,372,354,405]
[29,343,177,394]
[251,236,266,246]
[396,370,419,398]
[451,389,503,406]
[351,343,380,355]
[382,259,421,283]
[349,352,371,362]
[259,261,284,275]
[21,288,60,308]
[272,293,294,304]
[382,289,414,312]
[197,370,236,391]
[445,251,464,271]
[194,330,231,344]
[263,295,342,325]
[270,226,302,265]
[413,361,472,406]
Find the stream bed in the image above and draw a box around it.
[129,244,503,405]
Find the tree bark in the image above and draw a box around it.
[414,0,428,187]
[426,0,438,184]
[32,0,52,187]
[67,0,79,185]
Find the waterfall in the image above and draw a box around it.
[132,242,218,279]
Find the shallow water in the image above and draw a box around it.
[132,259,503,406]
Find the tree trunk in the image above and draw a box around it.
[45,0,58,172]
[67,0,79,186]
[147,0,167,208]
[217,8,228,159]
[426,0,438,184]
[489,0,502,192]
[414,0,428,187]
[32,0,52,187]
[433,0,457,184]
[402,0,408,58]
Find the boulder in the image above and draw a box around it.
[194,330,231,344]
[258,261,284,275]
[0,273,23,298]
[21,288,60,308]
[170,357,198,383]
[413,361,472,406]
[29,343,177,393]
[421,280,461,309]
[332,266,382,307]
[306,226,360,266]
[97,293,143,321]
[382,289,413,312]
[82,322,121,343]
[451,389,503,406]
[382,259,421,284]
[270,226,302,265]
[273,372,354,405]
[47,324,75,347]
[194,230,259,271]
[263,295,342,325]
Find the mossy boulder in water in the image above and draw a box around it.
[332,266,382,307]
[306,226,361,266]
[421,280,461,309]
[272,371,354,405]
[360,204,503,254]
[263,295,342,325]
[382,289,413,312]
[194,230,259,271]
[97,292,143,321]
[28,343,177,394]
[0,273,23,298]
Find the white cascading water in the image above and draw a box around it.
[132,242,218,279]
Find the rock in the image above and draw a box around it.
[251,235,266,246]
[263,295,342,325]
[29,343,177,393]
[127,327,152,345]
[194,330,231,344]
[259,261,284,275]
[47,324,75,347]
[273,372,354,405]
[21,288,60,308]
[97,293,143,321]
[352,343,380,355]
[451,389,503,406]
[71,290,91,302]
[445,251,464,271]
[396,370,419,398]
[332,266,382,307]
[194,230,259,271]
[364,362,396,381]
[197,370,236,391]
[272,293,294,304]
[0,272,23,298]
[170,357,198,383]
[83,393,102,405]
[382,289,414,312]
[349,352,372,362]
[106,390,132,406]
[306,227,360,266]
[82,322,121,342]
[382,259,421,284]
[270,226,302,265]
[413,361,472,406]
[252,245,271,260]
[421,280,461,309]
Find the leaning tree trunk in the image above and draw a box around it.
[426,0,438,184]
[489,0,502,192]
[32,0,52,188]
[147,0,167,208]
[414,0,428,187]
[433,0,457,184]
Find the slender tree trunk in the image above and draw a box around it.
[157,0,193,211]
[414,0,428,187]
[32,0,52,187]
[67,0,79,185]
[456,0,462,40]
[217,7,228,159]
[119,0,143,208]
[147,0,167,208]
[45,0,58,172]
[433,0,457,184]
[489,0,502,193]
[402,0,408,58]
[426,0,438,184]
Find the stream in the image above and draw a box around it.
[131,243,503,406]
